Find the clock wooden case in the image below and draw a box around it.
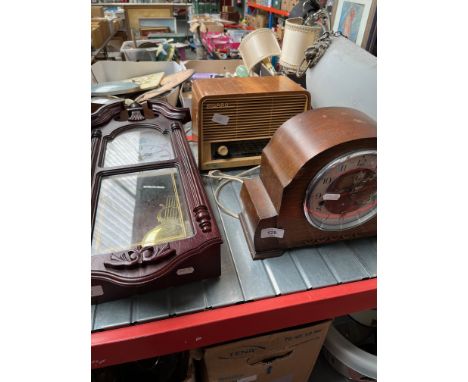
[239,107,377,260]
[91,100,222,303]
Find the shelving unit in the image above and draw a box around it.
[92,3,193,40]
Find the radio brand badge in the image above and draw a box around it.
[207,103,229,109]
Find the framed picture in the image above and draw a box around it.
[331,0,377,48]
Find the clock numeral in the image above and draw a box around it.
[315,192,322,199]
[322,177,332,185]
[339,164,347,172]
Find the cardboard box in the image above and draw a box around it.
[190,15,225,34]
[202,320,331,382]
[244,16,266,29]
[179,60,243,110]
[91,61,183,84]
[245,14,257,29]
[111,18,121,32]
[91,26,104,49]
[91,26,106,48]
[91,6,104,18]
[200,22,225,33]
[281,0,299,13]
[91,61,183,109]
[255,13,267,29]
[221,11,240,23]
[91,17,111,41]
[183,60,243,74]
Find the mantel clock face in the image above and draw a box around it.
[304,149,377,231]
[239,107,377,260]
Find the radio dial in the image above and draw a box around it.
[217,145,229,157]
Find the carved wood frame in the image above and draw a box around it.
[91,101,221,299]
[91,99,125,128]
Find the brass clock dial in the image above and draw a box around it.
[303,150,377,231]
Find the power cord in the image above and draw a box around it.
[203,166,260,219]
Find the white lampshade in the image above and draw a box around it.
[239,28,281,73]
[280,18,322,73]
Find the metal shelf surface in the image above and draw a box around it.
[92,169,376,332]
[92,278,376,368]
[91,165,376,368]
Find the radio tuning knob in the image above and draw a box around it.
[217,145,229,157]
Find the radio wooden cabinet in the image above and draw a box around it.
[192,76,311,170]
[91,101,222,303]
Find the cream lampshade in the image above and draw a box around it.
[239,28,281,73]
[280,18,322,73]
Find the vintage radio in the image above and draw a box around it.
[192,76,311,170]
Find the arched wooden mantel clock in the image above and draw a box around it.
[239,107,377,260]
[91,100,222,303]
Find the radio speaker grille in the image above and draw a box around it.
[192,76,311,170]
[201,95,308,141]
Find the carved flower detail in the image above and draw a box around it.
[104,243,176,269]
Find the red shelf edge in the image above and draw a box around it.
[247,2,290,17]
[92,278,376,369]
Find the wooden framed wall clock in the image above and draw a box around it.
[239,107,376,260]
[91,100,222,303]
